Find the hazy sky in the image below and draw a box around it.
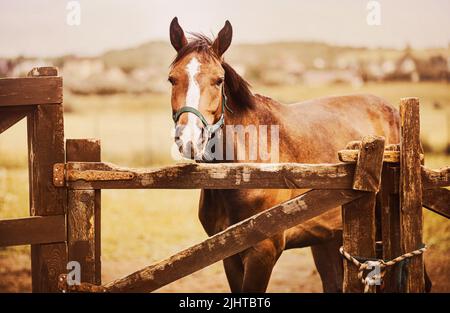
[0,0,449,57]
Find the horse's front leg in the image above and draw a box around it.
[311,234,343,293]
[223,254,244,293]
[239,234,285,292]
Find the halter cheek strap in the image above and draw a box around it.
[172,85,232,136]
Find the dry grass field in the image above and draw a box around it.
[0,81,449,292]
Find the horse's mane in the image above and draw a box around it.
[171,33,254,110]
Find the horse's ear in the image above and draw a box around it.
[170,17,187,52]
[212,20,233,57]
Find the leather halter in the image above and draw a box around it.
[172,84,233,136]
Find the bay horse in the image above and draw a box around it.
[167,17,427,292]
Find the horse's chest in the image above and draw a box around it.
[199,189,294,235]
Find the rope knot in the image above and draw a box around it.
[358,260,385,292]
[339,244,427,293]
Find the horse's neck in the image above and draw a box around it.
[226,95,275,125]
[221,96,283,163]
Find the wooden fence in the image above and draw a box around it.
[0,67,448,293]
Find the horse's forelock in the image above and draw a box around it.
[170,33,254,110]
[171,33,216,67]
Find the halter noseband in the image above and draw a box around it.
[172,84,233,136]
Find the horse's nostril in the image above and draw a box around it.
[200,127,208,139]
[182,141,195,158]
[186,140,193,150]
[175,126,184,139]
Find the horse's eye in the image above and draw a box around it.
[168,76,176,85]
[215,77,224,86]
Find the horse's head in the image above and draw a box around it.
[168,17,233,160]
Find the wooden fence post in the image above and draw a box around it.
[0,107,29,134]
[27,67,67,292]
[400,97,425,293]
[342,135,385,292]
[380,164,402,292]
[66,139,101,285]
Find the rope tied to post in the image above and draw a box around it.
[339,244,428,293]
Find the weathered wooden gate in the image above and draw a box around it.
[0,67,449,293]
[0,67,67,292]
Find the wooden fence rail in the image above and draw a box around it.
[0,216,66,247]
[54,162,356,189]
[422,188,450,219]
[0,76,62,106]
[52,161,449,190]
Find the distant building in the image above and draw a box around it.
[11,59,48,77]
[0,59,13,77]
[313,57,326,69]
[302,69,363,87]
[62,57,105,80]
[259,55,305,85]
[387,52,448,82]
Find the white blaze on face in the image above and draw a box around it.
[180,57,203,155]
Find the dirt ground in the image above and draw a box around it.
[1,247,448,293]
